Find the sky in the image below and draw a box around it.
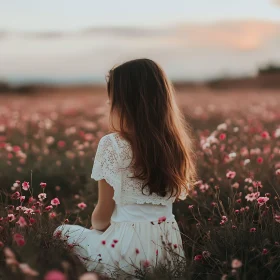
[0,0,280,84]
[1,0,280,31]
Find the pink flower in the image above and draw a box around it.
[77,202,87,210]
[276,169,280,175]
[16,216,27,227]
[274,214,280,223]
[158,216,167,224]
[261,131,270,139]
[202,251,211,258]
[13,233,25,246]
[222,216,228,222]
[40,182,47,188]
[22,181,30,191]
[0,241,4,248]
[44,270,66,280]
[8,214,15,222]
[11,191,20,200]
[38,193,47,201]
[135,248,140,254]
[19,196,25,202]
[57,141,66,148]
[245,193,257,202]
[257,197,269,206]
[257,157,264,164]
[231,259,242,268]
[45,205,53,211]
[262,248,268,255]
[13,145,21,152]
[101,240,106,245]
[226,171,236,179]
[250,227,256,232]
[49,212,57,218]
[219,133,226,141]
[188,205,194,209]
[142,260,150,268]
[29,218,36,225]
[194,254,203,261]
[19,263,39,277]
[51,198,60,206]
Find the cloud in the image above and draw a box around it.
[272,0,280,5]
[1,20,280,81]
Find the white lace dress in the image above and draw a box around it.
[54,132,185,276]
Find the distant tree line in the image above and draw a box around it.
[258,64,280,76]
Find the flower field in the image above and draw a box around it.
[1,89,280,280]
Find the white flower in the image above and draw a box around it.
[233,127,239,132]
[275,128,280,138]
[38,193,47,201]
[229,152,237,159]
[244,159,250,165]
[217,123,227,131]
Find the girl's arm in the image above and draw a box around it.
[91,179,115,231]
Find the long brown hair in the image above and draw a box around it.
[106,58,197,199]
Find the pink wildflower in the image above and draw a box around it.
[13,233,25,246]
[261,131,270,139]
[158,216,166,224]
[19,263,39,277]
[262,248,268,255]
[77,202,87,210]
[219,133,226,141]
[51,198,60,206]
[194,255,203,261]
[257,157,264,164]
[11,191,20,200]
[231,259,242,268]
[44,270,66,280]
[257,197,269,206]
[226,171,236,179]
[16,216,27,227]
[274,214,280,223]
[38,193,47,201]
[8,214,15,222]
[22,181,30,191]
[45,205,53,211]
[142,260,150,268]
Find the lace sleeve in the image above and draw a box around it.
[91,135,121,190]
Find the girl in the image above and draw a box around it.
[54,58,196,277]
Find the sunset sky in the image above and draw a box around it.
[0,0,280,84]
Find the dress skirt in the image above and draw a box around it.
[54,217,185,277]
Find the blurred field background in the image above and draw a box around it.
[1,1,280,279]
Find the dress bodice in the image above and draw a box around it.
[91,132,176,222]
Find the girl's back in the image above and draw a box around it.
[54,58,196,277]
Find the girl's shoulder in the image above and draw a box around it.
[103,132,130,148]
[100,133,132,165]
